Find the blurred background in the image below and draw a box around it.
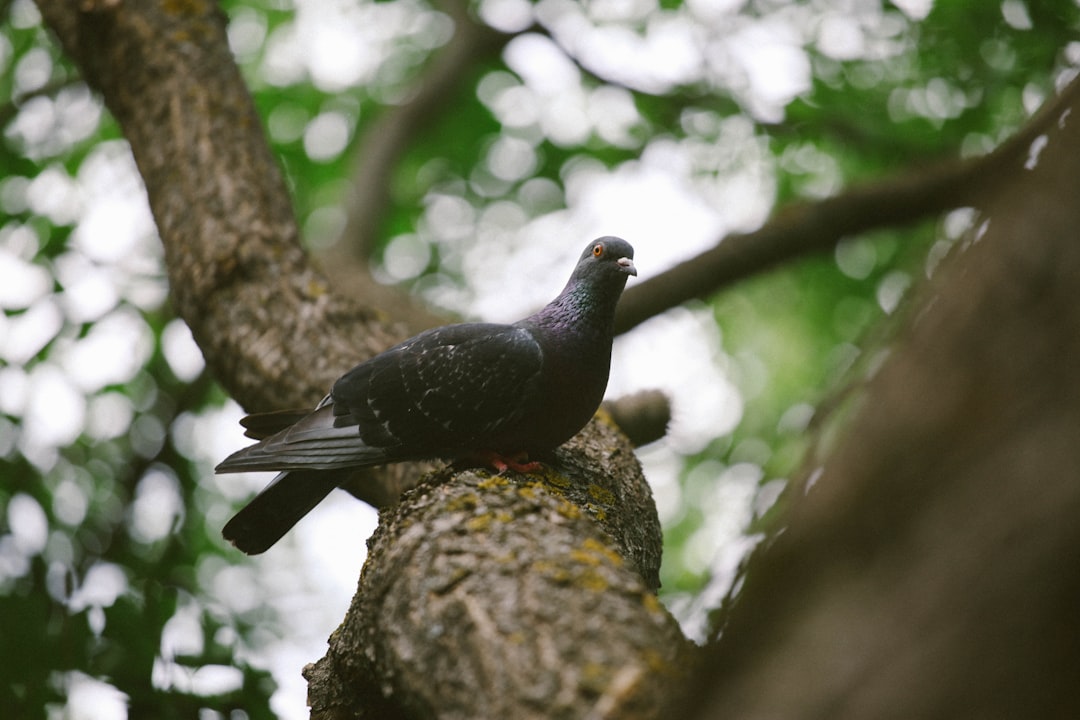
[2,0,1078,716]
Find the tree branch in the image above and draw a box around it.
[307,421,686,719]
[602,390,670,448]
[614,79,1078,335]
[330,0,511,264]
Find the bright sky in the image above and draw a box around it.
[0,0,937,716]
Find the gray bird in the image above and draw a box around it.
[217,237,636,553]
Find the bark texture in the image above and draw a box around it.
[686,78,1080,719]
[306,420,686,719]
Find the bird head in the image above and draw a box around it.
[573,236,637,282]
[530,236,637,329]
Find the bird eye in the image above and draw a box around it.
[592,244,603,257]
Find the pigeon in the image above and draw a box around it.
[217,237,636,553]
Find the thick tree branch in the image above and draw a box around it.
[601,390,670,448]
[307,420,685,719]
[614,80,1078,334]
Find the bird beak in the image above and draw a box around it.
[617,257,637,276]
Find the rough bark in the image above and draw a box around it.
[686,77,1080,719]
[602,390,671,449]
[306,420,686,719]
[42,1,1080,718]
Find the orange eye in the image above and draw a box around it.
[592,244,603,257]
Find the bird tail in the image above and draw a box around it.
[222,470,341,554]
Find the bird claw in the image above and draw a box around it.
[472,450,543,474]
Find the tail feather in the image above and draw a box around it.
[222,470,342,554]
[218,399,383,553]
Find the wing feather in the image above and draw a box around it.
[217,323,545,473]
[215,403,386,472]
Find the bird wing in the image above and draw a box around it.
[215,397,390,472]
[237,408,315,439]
[332,323,545,453]
[216,323,545,473]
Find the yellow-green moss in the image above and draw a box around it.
[555,499,583,520]
[542,471,571,489]
[580,662,612,693]
[543,484,566,499]
[593,406,617,429]
[516,484,539,502]
[577,537,623,567]
[585,503,607,522]
[477,475,511,491]
[641,592,664,615]
[465,513,493,532]
[531,559,571,583]
[445,492,481,512]
[586,483,615,505]
[569,547,602,566]
[576,570,608,592]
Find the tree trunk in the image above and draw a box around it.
[687,77,1080,719]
